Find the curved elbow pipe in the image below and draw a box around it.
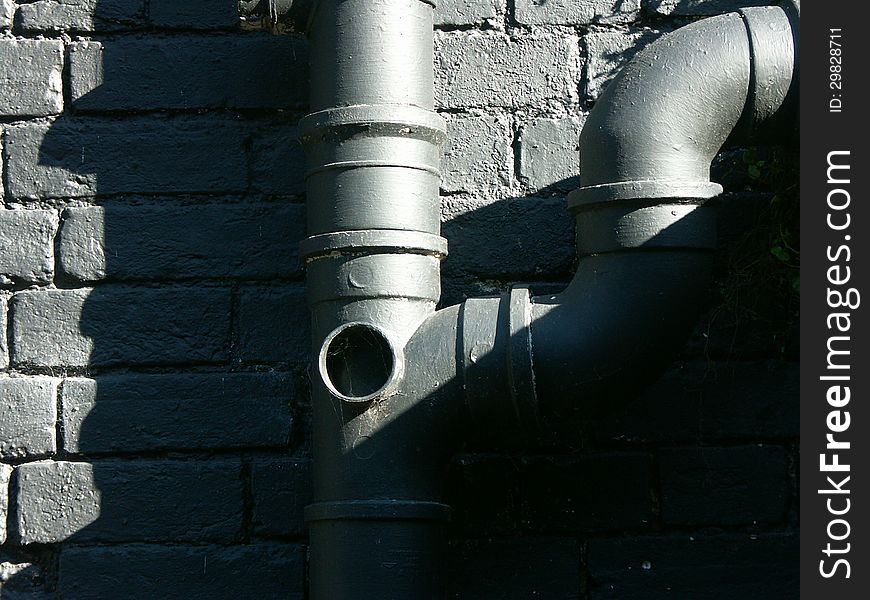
[579,11,751,197]
[578,2,798,200]
[462,0,800,441]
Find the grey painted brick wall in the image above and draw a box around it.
[69,36,308,111]
[0,209,57,284]
[0,1,13,29]
[436,0,500,26]
[57,204,306,281]
[11,287,232,367]
[0,463,10,544]
[515,0,640,25]
[60,543,306,600]
[0,297,7,369]
[647,0,771,16]
[0,0,797,598]
[435,32,580,109]
[61,373,295,454]
[0,39,63,116]
[0,377,57,460]
[15,459,245,544]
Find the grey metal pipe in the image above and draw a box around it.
[297,1,799,598]
[297,0,453,597]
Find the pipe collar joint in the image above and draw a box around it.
[568,180,722,208]
[299,105,446,145]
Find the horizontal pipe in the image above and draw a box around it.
[398,2,798,444]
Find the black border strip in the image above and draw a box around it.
[801,1,868,596]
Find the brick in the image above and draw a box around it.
[0,377,57,459]
[435,32,579,109]
[0,0,13,29]
[249,120,307,196]
[584,29,664,101]
[70,35,308,111]
[596,360,799,443]
[15,0,144,32]
[15,459,244,544]
[587,532,798,599]
[14,461,100,544]
[435,0,500,26]
[442,198,574,279]
[0,209,57,285]
[518,117,583,192]
[659,445,789,526]
[0,546,55,597]
[646,0,770,17]
[251,458,311,538]
[62,373,294,454]
[515,0,640,25]
[448,537,579,599]
[446,454,515,535]
[149,0,238,29]
[0,40,63,117]
[60,543,305,599]
[0,297,7,369]
[442,113,511,193]
[0,464,10,543]
[519,453,653,532]
[237,286,309,364]
[4,117,248,200]
[10,287,231,368]
[57,204,305,283]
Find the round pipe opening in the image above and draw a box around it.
[318,322,403,402]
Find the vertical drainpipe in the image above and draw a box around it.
[297,0,450,597]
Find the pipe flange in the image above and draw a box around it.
[299,104,447,144]
[301,229,448,261]
[507,287,540,439]
[306,253,442,304]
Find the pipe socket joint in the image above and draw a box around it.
[568,198,718,256]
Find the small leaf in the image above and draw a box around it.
[771,246,790,263]
[748,164,761,179]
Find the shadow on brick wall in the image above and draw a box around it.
[4,2,310,597]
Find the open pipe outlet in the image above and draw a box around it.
[282,0,800,597]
